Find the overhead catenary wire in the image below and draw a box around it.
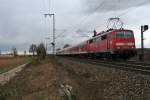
[54,0,133,37]
[55,0,107,47]
[54,0,148,49]
[55,30,67,39]
[48,0,51,12]
[117,0,148,18]
[94,0,148,30]
[70,0,106,32]
[55,0,106,38]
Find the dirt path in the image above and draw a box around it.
[0,63,28,85]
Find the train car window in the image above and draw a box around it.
[116,32,124,38]
[101,35,107,40]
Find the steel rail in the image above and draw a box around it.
[61,57,150,75]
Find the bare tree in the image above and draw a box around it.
[29,44,37,56]
[24,50,26,56]
[36,43,46,60]
[12,47,18,57]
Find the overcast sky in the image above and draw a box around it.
[0,0,150,53]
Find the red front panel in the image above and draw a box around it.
[114,30,136,49]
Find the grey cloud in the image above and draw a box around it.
[0,0,46,51]
[82,0,150,13]
[0,0,150,51]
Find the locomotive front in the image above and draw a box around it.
[112,29,137,59]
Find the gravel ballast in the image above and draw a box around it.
[57,57,150,100]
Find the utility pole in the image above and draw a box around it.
[141,26,144,61]
[45,37,50,54]
[140,25,148,61]
[44,14,56,54]
[53,14,55,54]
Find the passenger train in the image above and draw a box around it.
[56,28,137,59]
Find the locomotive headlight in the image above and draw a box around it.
[116,43,124,46]
[128,43,134,46]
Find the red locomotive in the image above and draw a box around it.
[56,28,137,59]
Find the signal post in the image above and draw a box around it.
[140,25,148,61]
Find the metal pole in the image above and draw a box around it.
[44,13,55,55]
[141,26,144,61]
[53,14,55,55]
[46,40,47,54]
[45,37,50,55]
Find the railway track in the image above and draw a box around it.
[61,56,150,75]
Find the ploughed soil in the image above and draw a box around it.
[0,56,150,100]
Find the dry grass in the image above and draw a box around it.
[0,57,31,74]
[0,58,59,100]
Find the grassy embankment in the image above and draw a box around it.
[0,58,59,100]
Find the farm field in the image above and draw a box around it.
[0,56,31,74]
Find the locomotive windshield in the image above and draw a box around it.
[126,32,134,38]
[116,32,124,38]
[116,31,133,38]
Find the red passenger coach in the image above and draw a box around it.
[57,29,137,59]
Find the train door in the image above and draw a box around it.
[89,39,93,52]
[86,40,90,52]
[101,34,107,51]
[108,32,114,51]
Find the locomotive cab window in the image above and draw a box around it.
[126,32,134,38]
[116,32,124,38]
[116,31,134,38]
